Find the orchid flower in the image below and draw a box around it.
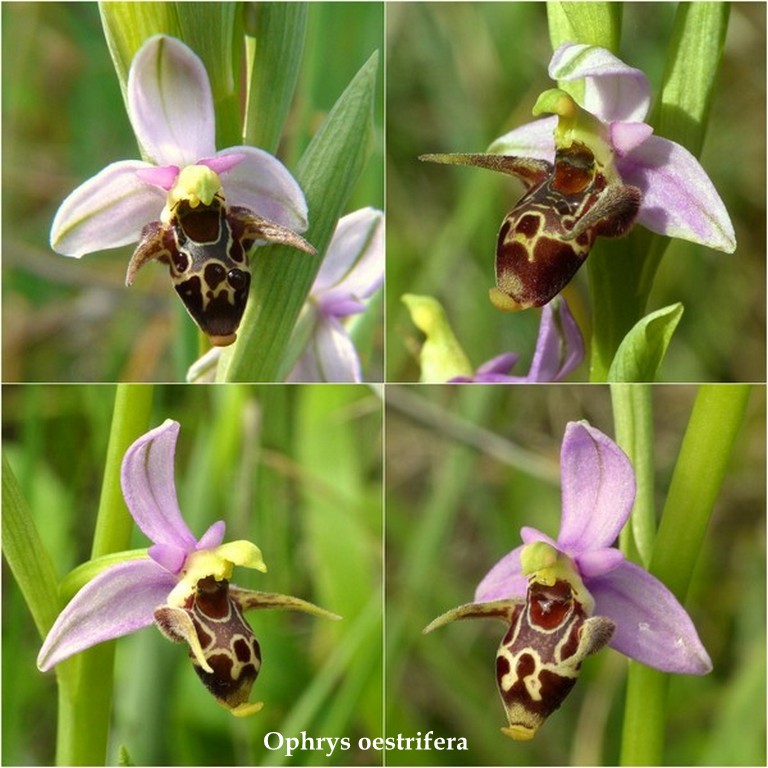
[425,421,711,740]
[37,420,338,717]
[421,43,735,312]
[403,294,584,382]
[289,207,384,382]
[50,34,314,346]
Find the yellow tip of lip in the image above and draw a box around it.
[501,724,537,741]
[229,701,264,718]
[488,287,527,312]
[209,333,237,347]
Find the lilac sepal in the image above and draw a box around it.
[588,560,712,673]
[558,421,635,551]
[50,161,166,257]
[127,35,215,167]
[616,134,737,252]
[121,420,197,552]
[37,559,176,671]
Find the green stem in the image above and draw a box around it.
[610,384,655,566]
[619,384,750,765]
[56,385,154,766]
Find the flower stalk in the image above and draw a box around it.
[619,384,750,764]
[56,385,154,766]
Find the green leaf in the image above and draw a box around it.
[607,303,684,383]
[546,2,622,53]
[611,384,655,566]
[653,2,730,158]
[220,52,378,381]
[1,453,62,641]
[653,384,750,599]
[244,3,308,154]
[620,384,751,766]
[590,6,731,379]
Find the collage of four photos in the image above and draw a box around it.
[2,2,766,767]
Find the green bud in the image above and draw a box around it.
[402,294,473,382]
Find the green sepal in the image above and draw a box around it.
[220,52,379,381]
[244,3,308,154]
[607,303,684,383]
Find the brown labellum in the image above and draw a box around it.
[127,196,316,346]
[154,576,264,716]
[420,142,641,312]
[423,575,614,740]
[154,576,340,717]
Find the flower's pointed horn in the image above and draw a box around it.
[125,221,171,286]
[230,588,341,621]
[230,207,317,255]
[419,153,551,189]
[423,599,523,634]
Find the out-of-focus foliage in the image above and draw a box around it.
[385,384,765,765]
[2,384,383,766]
[387,3,765,382]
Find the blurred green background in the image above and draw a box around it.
[387,3,765,382]
[2,384,383,765]
[385,384,765,765]
[2,2,384,382]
